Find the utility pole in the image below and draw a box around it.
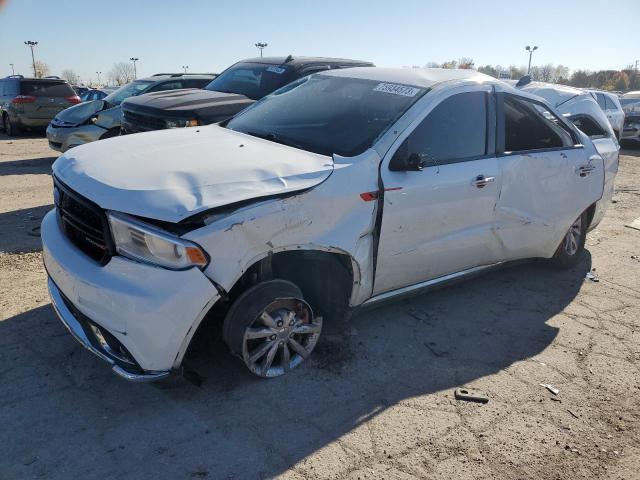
[636,60,639,72]
[96,71,102,85]
[9,63,15,75]
[255,42,268,58]
[24,41,38,77]
[129,57,139,79]
[525,45,538,75]
[182,65,188,73]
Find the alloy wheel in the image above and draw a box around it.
[241,298,321,378]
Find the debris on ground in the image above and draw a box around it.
[540,383,560,395]
[567,409,580,419]
[585,271,599,282]
[454,388,489,404]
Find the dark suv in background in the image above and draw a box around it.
[121,56,373,134]
[0,75,80,136]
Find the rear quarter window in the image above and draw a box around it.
[20,81,75,97]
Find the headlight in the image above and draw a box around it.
[166,119,198,128]
[107,212,208,270]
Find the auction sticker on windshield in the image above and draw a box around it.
[373,83,422,97]
[266,66,287,74]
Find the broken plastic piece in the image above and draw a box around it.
[540,383,560,395]
[454,388,489,404]
[585,271,599,282]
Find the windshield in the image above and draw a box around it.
[226,75,426,157]
[205,62,295,100]
[104,80,154,106]
[55,100,104,124]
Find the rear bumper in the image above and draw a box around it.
[42,210,220,378]
[17,116,51,128]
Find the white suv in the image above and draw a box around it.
[585,89,625,139]
[43,68,612,381]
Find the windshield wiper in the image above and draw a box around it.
[245,131,305,150]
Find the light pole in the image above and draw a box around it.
[9,63,15,75]
[182,65,188,73]
[129,57,139,79]
[24,40,38,77]
[525,45,538,75]
[96,71,102,85]
[255,42,268,58]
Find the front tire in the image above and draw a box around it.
[549,212,587,269]
[223,280,322,378]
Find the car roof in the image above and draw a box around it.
[238,56,374,67]
[3,76,68,83]
[510,81,589,108]
[320,67,495,88]
[138,74,217,82]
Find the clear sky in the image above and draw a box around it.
[1,0,638,83]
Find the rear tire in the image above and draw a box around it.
[223,279,322,378]
[548,212,588,269]
[5,114,21,137]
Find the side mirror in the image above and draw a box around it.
[406,153,426,171]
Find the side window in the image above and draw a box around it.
[503,96,574,153]
[595,93,607,110]
[569,115,607,139]
[148,81,183,92]
[404,91,488,166]
[604,96,617,111]
[183,79,208,89]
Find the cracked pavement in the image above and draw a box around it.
[1,133,639,479]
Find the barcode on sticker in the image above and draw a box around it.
[373,83,421,97]
[266,66,287,74]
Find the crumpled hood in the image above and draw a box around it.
[52,125,334,223]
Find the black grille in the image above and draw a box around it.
[54,177,114,264]
[122,109,167,133]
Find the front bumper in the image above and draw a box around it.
[46,123,107,152]
[48,278,171,381]
[42,210,220,380]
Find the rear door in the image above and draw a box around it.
[494,94,604,260]
[20,80,75,119]
[374,86,502,294]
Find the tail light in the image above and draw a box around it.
[11,95,36,104]
[65,95,81,104]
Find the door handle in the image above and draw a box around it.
[575,165,596,177]
[472,175,495,188]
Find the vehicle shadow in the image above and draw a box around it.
[0,204,52,252]
[0,254,591,479]
[0,130,46,141]
[0,156,56,176]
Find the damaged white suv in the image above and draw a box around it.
[43,68,613,381]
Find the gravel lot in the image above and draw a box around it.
[1,132,639,480]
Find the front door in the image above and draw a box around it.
[374,87,502,295]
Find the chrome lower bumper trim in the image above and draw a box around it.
[48,277,171,382]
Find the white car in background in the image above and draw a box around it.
[43,68,613,381]
[619,91,640,114]
[584,89,625,139]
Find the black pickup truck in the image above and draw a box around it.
[120,56,373,134]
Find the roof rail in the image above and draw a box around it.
[6,74,24,79]
[44,75,61,79]
[515,75,532,87]
[151,72,217,77]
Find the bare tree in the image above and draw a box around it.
[539,63,554,82]
[108,61,135,86]
[552,65,569,83]
[441,60,457,69]
[425,61,441,68]
[61,69,80,84]
[458,57,475,69]
[34,60,51,78]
